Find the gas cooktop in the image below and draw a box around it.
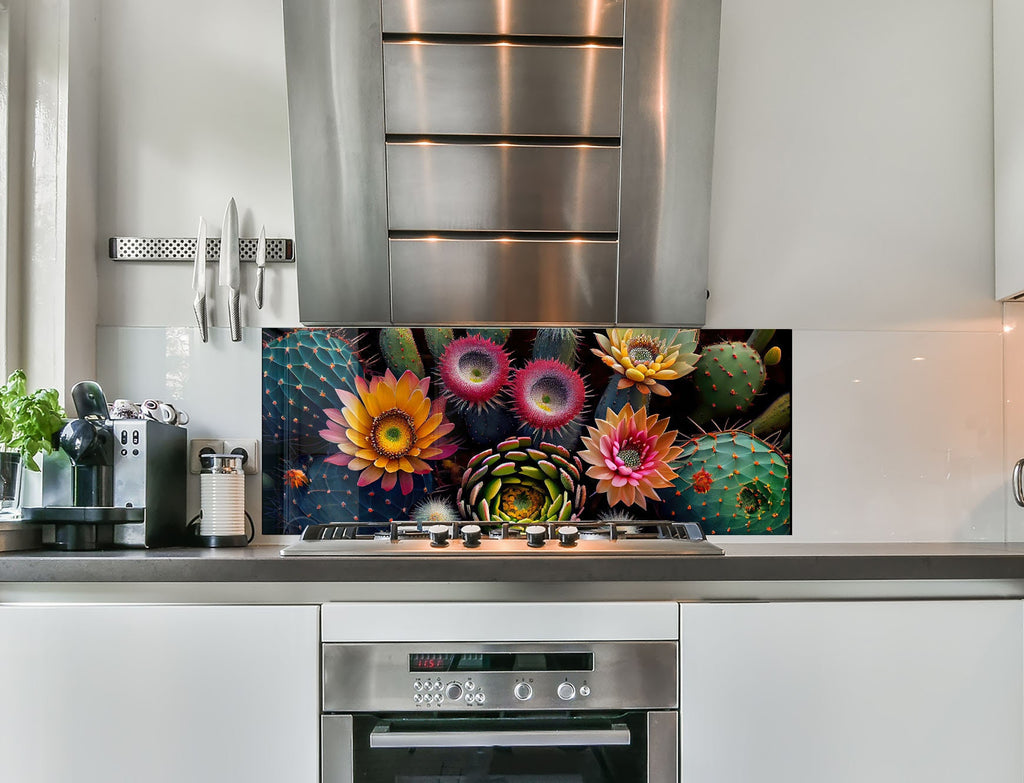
[280,520,723,557]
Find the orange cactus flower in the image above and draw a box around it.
[320,369,456,495]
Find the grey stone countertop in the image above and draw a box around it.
[3,542,1024,584]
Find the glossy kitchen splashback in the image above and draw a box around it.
[262,328,792,535]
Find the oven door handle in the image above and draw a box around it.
[369,723,632,749]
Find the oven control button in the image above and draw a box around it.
[557,682,576,701]
[413,680,423,691]
[461,524,482,548]
[556,525,579,547]
[413,694,422,705]
[428,524,450,547]
[579,685,591,697]
[446,682,464,701]
[474,692,486,705]
[465,694,473,705]
[525,525,547,548]
[465,680,476,691]
[513,682,533,701]
[434,693,443,704]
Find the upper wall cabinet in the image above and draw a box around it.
[283,0,721,327]
[996,0,1024,300]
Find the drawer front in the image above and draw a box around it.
[381,0,625,37]
[386,143,621,232]
[384,42,623,137]
[390,239,617,324]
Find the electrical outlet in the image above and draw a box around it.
[189,439,224,474]
[223,438,260,475]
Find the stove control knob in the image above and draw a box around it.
[579,685,591,697]
[557,682,576,701]
[514,682,533,701]
[428,524,450,547]
[556,525,579,547]
[445,682,464,701]
[525,525,547,548]
[461,524,482,548]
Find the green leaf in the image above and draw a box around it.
[0,370,65,471]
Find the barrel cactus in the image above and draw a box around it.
[456,436,586,523]
[661,430,790,534]
[533,328,582,367]
[466,327,511,346]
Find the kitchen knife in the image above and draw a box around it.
[192,217,209,342]
[254,224,266,310]
[219,197,241,342]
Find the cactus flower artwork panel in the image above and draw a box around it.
[262,328,792,535]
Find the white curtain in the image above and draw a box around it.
[0,1,12,380]
[0,0,100,401]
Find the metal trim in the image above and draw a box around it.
[321,714,354,783]
[647,711,679,783]
[284,0,392,324]
[617,0,721,325]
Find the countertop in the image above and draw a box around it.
[3,542,1024,603]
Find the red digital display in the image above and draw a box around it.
[410,654,454,672]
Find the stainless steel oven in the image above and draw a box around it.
[321,641,678,782]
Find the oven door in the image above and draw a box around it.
[323,711,677,783]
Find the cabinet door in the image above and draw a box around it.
[680,601,1023,783]
[996,0,1024,299]
[0,604,319,783]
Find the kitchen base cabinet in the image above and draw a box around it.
[680,601,1023,783]
[0,605,319,783]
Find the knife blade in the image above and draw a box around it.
[219,197,241,342]
[254,224,266,310]
[192,217,209,342]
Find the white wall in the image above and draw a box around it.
[92,0,1004,542]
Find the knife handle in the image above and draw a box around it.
[193,294,209,343]
[255,267,265,310]
[229,289,241,342]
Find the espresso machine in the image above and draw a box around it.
[22,381,187,550]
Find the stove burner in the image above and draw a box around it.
[280,519,723,557]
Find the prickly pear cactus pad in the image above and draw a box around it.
[662,431,791,534]
[262,328,792,536]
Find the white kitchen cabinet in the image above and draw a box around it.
[0,604,319,783]
[996,0,1024,300]
[680,601,1023,783]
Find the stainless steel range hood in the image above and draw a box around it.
[284,0,721,327]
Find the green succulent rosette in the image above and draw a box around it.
[456,436,586,523]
